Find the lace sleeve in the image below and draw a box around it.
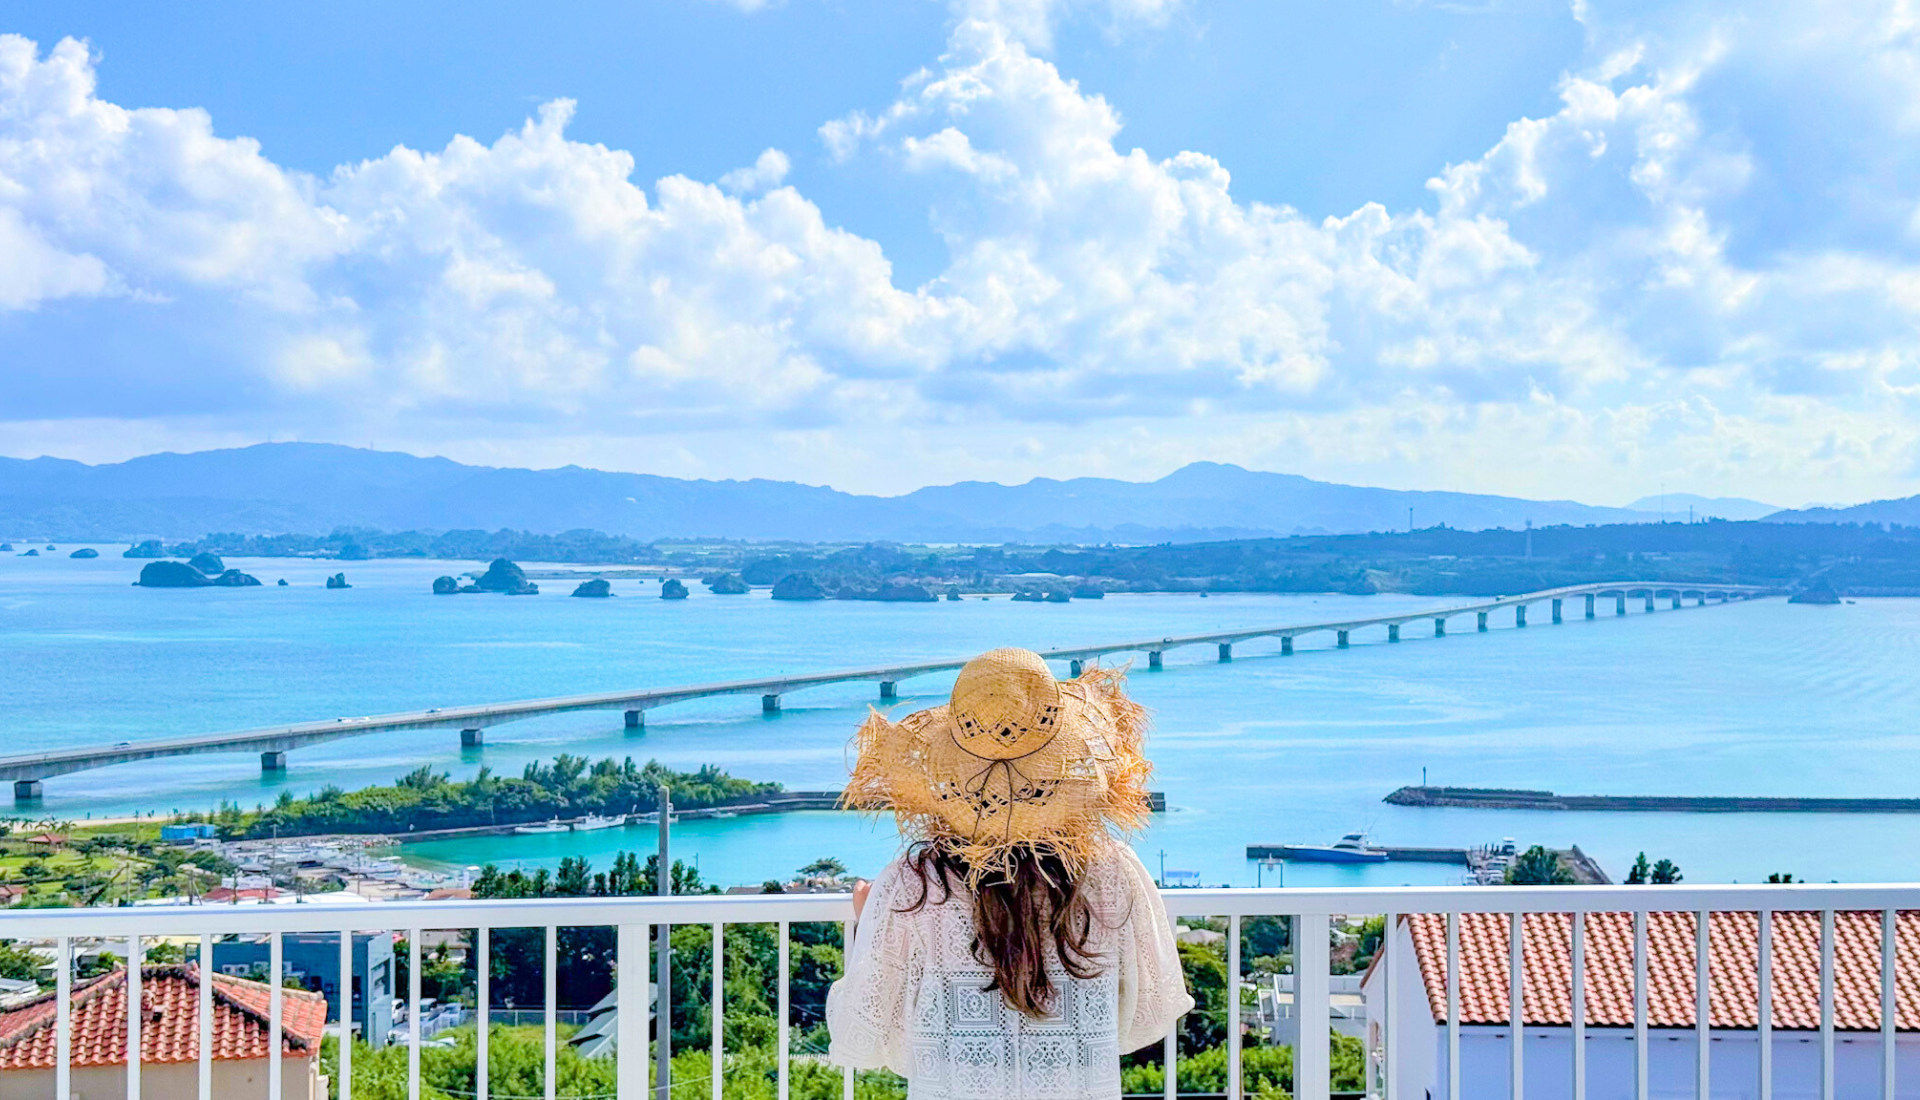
[1114,846,1195,1053]
[826,860,916,1075]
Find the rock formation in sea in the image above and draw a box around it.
[212,569,262,587]
[137,561,213,587]
[1789,581,1841,604]
[705,573,749,594]
[770,573,827,600]
[21,549,38,557]
[277,579,288,586]
[572,578,615,598]
[433,575,460,595]
[945,586,963,601]
[1044,589,1072,603]
[0,543,10,551]
[1071,584,1105,599]
[123,540,165,558]
[661,578,689,599]
[69,548,99,559]
[188,552,225,575]
[835,582,937,602]
[474,559,538,595]
[325,573,351,589]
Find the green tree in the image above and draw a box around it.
[1505,845,1575,885]
[1626,852,1651,884]
[1651,858,1683,884]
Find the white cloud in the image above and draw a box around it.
[718,148,792,195]
[7,2,1920,503]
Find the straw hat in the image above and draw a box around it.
[843,648,1153,883]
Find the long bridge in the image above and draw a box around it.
[1,581,1775,801]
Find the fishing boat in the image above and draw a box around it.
[1274,833,1389,863]
[512,818,569,835]
[633,811,680,825]
[571,813,626,832]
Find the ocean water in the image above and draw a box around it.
[2,546,1914,889]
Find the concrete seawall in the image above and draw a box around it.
[1387,785,1920,813]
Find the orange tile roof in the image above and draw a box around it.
[0,966,327,1069]
[1402,911,1920,1032]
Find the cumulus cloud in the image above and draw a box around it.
[6,1,1920,503]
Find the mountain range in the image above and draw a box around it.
[0,443,1810,543]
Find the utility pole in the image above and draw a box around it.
[1408,507,1414,534]
[655,785,671,1100]
[1158,849,1166,888]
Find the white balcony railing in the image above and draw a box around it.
[5,881,1919,1100]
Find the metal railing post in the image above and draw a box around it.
[1298,912,1331,1100]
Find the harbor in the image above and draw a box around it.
[1246,837,1612,884]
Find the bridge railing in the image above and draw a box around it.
[0,876,1902,1100]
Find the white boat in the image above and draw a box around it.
[571,813,626,832]
[512,818,568,835]
[633,811,679,825]
[1275,832,1390,863]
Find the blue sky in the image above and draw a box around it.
[1,0,1916,505]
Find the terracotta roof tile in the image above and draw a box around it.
[0,965,327,1069]
[1404,910,1920,1032]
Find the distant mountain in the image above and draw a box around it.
[1766,495,1920,526]
[0,443,1678,543]
[1624,493,1781,522]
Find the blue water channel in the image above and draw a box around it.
[1,548,1909,887]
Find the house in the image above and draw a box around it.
[211,932,394,1048]
[158,824,217,844]
[1364,911,1920,1100]
[0,966,327,1100]
[0,886,26,909]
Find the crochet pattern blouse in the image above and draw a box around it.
[825,843,1193,1100]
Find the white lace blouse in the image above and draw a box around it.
[826,843,1193,1100]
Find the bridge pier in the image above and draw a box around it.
[1696,594,1706,607]
[1068,660,1084,678]
[460,728,484,748]
[1616,596,1627,616]
[1515,605,1528,628]
[762,694,781,714]
[1644,594,1656,612]
[1218,643,1232,662]
[1477,611,1488,632]
[1434,618,1446,637]
[1552,599,1563,624]
[1671,595,1682,610]
[261,751,287,772]
[12,780,40,803]
[1337,630,1350,649]
[625,709,644,730]
[1280,637,1293,656]
[1387,624,1399,643]
[1148,651,1163,670]
[879,681,897,700]
[1586,594,1596,619]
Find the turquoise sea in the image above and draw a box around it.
[2,547,1913,889]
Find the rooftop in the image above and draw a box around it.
[0,965,326,1069]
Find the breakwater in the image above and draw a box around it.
[1387,786,1920,814]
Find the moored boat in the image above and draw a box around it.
[1275,832,1389,863]
[572,813,626,832]
[512,818,569,835]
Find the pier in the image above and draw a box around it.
[0,580,1772,800]
[1387,785,1920,813]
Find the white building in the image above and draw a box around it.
[1363,910,1920,1099]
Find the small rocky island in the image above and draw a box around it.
[705,573,749,594]
[834,581,937,602]
[136,561,211,587]
[68,548,99,559]
[661,578,689,599]
[325,573,351,589]
[212,568,262,586]
[1788,581,1841,604]
[123,540,166,558]
[188,552,225,575]
[770,573,827,600]
[21,549,38,557]
[571,578,614,598]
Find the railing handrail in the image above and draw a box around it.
[7,879,1917,938]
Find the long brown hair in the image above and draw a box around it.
[900,837,1104,1017]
